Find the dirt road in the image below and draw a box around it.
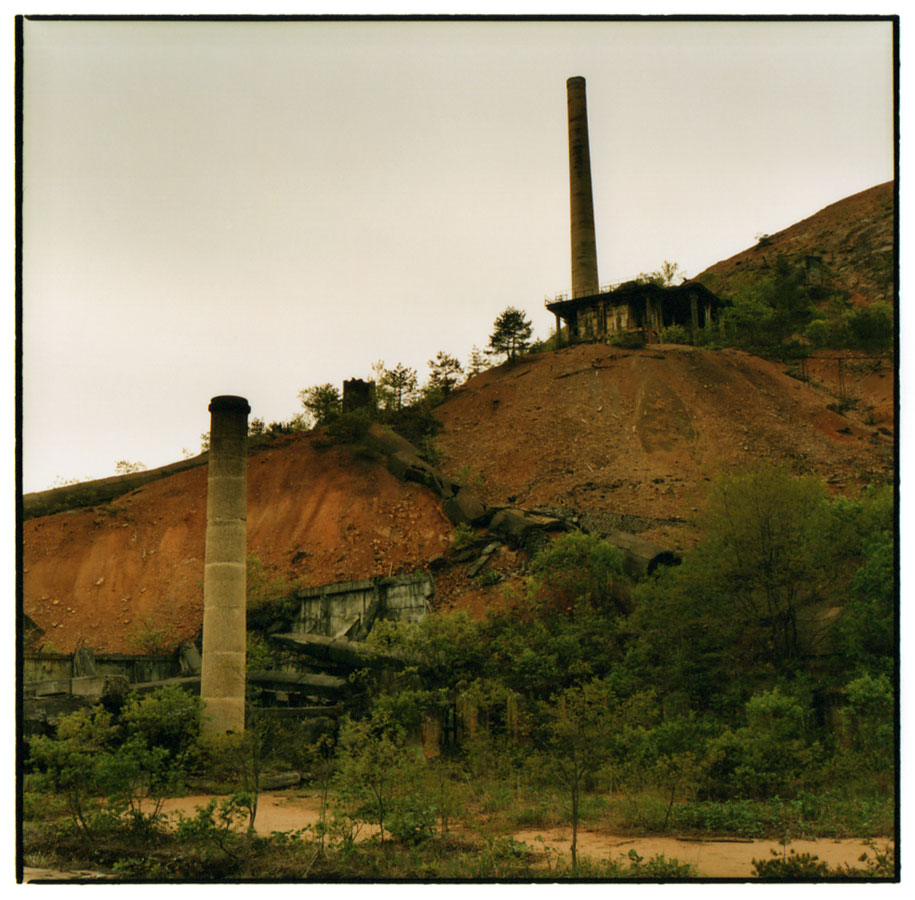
[146,792,889,879]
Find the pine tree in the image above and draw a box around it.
[381,363,418,410]
[488,307,533,362]
[427,351,464,397]
[466,345,491,378]
[298,383,342,427]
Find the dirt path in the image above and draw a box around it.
[148,792,888,879]
[512,828,884,879]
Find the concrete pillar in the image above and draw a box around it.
[567,76,599,299]
[690,293,699,342]
[200,394,250,736]
[554,313,563,347]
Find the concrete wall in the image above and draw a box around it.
[293,573,433,638]
[23,652,179,685]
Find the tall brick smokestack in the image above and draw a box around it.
[200,395,250,735]
[567,76,599,298]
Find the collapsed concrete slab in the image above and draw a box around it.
[271,633,411,671]
[365,422,458,499]
[488,507,567,548]
[443,486,490,526]
[602,528,681,578]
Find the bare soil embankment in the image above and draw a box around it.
[434,343,893,550]
[23,436,452,653]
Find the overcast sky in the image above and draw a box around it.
[21,17,895,492]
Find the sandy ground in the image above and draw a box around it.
[21,791,884,881]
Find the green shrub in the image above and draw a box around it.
[705,688,820,799]
[527,531,627,618]
[608,332,646,349]
[126,618,178,655]
[454,464,484,492]
[752,848,831,878]
[622,849,695,879]
[451,522,475,550]
[326,407,374,445]
[657,324,691,344]
[383,405,442,447]
[28,705,117,839]
[834,840,896,878]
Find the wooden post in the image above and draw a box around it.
[690,293,699,343]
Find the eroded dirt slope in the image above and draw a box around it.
[24,437,452,653]
[434,343,894,549]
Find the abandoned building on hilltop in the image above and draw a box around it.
[551,76,726,345]
[546,278,726,345]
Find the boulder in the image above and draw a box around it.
[488,508,565,547]
[602,529,680,578]
[443,487,490,526]
[366,423,457,499]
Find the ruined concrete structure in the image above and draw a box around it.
[294,574,432,639]
[342,378,373,413]
[549,76,725,345]
[548,279,726,345]
[200,395,250,735]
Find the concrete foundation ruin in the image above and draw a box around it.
[293,573,433,639]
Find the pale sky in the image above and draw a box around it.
[20,16,895,492]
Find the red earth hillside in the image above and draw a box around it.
[434,342,893,550]
[23,437,453,654]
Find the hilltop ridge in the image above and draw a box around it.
[699,181,894,307]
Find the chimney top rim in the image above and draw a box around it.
[209,395,251,415]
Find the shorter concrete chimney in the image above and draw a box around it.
[200,394,250,736]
